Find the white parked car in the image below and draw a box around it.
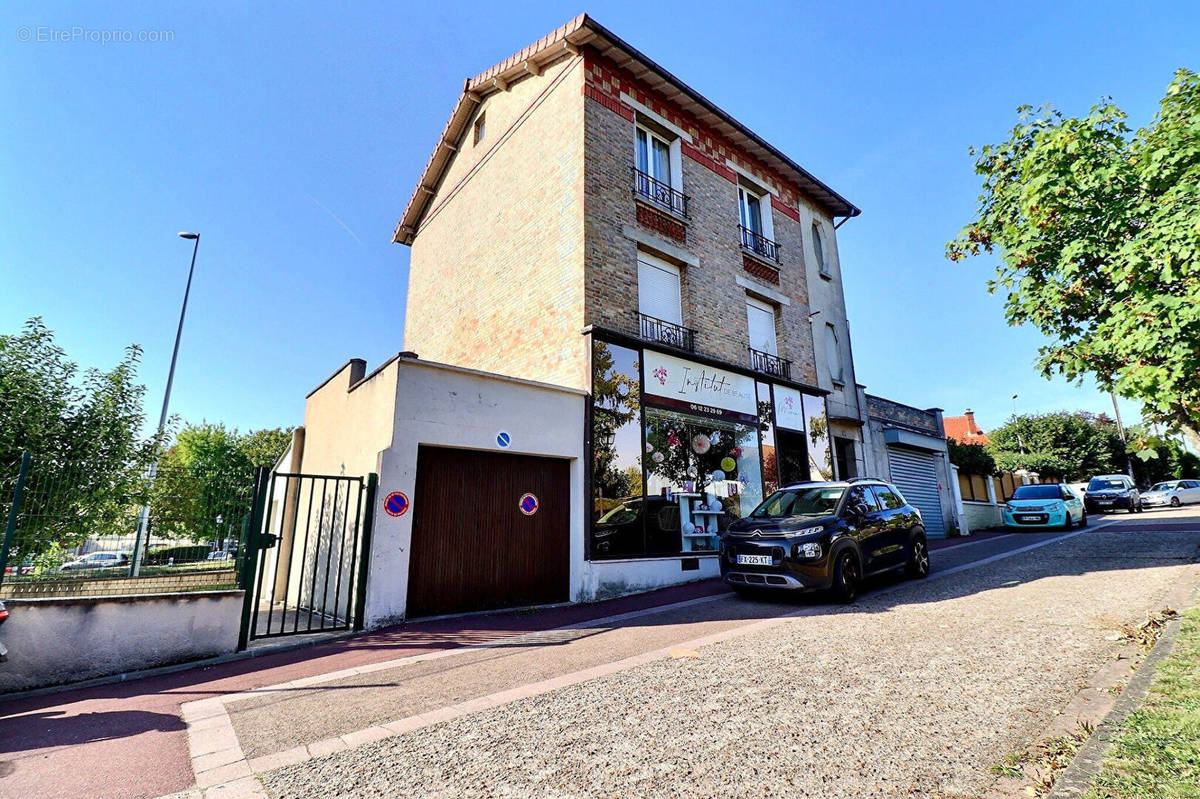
[1141,479,1200,508]
[60,551,130,571]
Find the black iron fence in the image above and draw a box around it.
[739,225,780,262]
[632,167,689,218]
[1,452,254,598]
[638,312,696,352]
[748,347,792,380]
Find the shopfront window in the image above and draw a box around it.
[590,339,795,561]
[803,393,833,481]
[591,341,644,559]
[643,407,761,553]
[757,382,778,496]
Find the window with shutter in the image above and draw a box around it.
[637,253,682,325]
[746,298,777,355]
[825,323,843,383]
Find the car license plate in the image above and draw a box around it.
[736,554,772,566]
[1098,501,1113,506]
[1016,514,1040,522]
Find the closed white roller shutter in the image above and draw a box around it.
[746,297,777,355]
[887,447,946,538]
[637,254,681,324]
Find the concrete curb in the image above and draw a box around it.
[1047,589,1196,798]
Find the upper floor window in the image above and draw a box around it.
[746,297,778,356]
[824,322,844,384]
[737,179,778,261]
[637,251,682,326]
[812,222,829,277]
[738,185,763,235]
[636,125,672,187]
[473,112,486,146]
[634,122,687,217]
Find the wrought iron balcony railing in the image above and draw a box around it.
[638,312,696,352]
[739,225,780,262]
[748,346,792,380]
[632,167,690,218]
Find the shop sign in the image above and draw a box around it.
[643,350,757,422]
[773,385,806,432]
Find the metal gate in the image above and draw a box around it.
[887,447,946,538]
[238,467,377,648]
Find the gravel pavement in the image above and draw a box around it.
[260,524,1200,799]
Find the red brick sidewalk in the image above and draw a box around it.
[0,579,728,799]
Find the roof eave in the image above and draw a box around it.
[393,13,860,246]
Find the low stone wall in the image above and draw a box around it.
[964,501,1002,533]
[0,590,243,694]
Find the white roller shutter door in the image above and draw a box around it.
[887,447,946,538]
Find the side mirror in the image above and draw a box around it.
[845,501,869,520]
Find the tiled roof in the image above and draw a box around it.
[944,413,990,445]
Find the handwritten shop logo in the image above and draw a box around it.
[652,366,668,385]
[783,395,796,412]
[677,366,730,397]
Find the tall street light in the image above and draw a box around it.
[157,232,201,433]
[131,232,201,575]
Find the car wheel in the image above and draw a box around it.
[832,551,859,603]
[906,537,930,579]
[1171,496,1181,508]
[1063,513,1074,531]
[1080,512,1088,528]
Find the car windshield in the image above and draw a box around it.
[596,499,641,525]
[751,486,845,518]
[1011,485,1062,500]
[1087,478,1126,491]
[1149,482,1176,492]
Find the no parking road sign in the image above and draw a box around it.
[384,491,410,517]
[518,493,539,516]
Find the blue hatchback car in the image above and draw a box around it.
[1002,484,1087,530]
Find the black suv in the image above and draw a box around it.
[719,479,930,602]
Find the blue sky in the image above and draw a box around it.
[3,1,1197,437]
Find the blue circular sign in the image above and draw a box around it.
[384,491,409,517]
[519,493,539,516]
[496,431,511,448]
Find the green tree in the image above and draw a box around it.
[0,318,161,558]
[948,70,1200,450]
[947,438,997,476]
[149,423,292,543]
[986,412,1123,481]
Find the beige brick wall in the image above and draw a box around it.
[582,52,819,386]
[403,56,589,391]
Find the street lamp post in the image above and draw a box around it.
[130,232,201,576]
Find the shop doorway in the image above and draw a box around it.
[408,446,570,617]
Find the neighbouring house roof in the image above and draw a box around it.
[393,13,861,245]
[944,409,990,446]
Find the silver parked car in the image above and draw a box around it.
[59,551,130,571]
[1141,479,1200,508]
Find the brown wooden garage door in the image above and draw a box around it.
[407,446,570,617]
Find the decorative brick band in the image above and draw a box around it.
[743,255,780,285]
[771,195,800,223]
[681,141,737,183]
[636,202,687,243]
[583,84,634,121]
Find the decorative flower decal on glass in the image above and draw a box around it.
[652,367,668,385]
